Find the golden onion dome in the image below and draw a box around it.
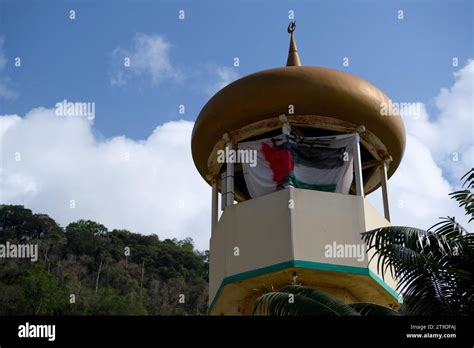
[192,23,405,197]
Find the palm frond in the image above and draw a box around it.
[349,303,400,316]
[429,217,474,255]
[449,168,474,222]
[253,285,360,316]
[279,285,360,316]
[362,221,474,315]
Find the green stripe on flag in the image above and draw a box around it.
[284,174,336,192]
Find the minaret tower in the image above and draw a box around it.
[191,23,405,315]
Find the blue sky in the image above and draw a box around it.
[1,0,472,139]
[0,0,473,249]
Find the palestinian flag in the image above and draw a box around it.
[238,133,357,198]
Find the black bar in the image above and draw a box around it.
[0,316,472,346]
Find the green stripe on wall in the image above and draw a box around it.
[208,260,401,312]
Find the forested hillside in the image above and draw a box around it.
[0,205,208,315]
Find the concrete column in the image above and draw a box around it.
[380,160,391,222]
[211,177,218,231]
[354,133,364,197]
[225,141,235,207]
[221,171,227,210]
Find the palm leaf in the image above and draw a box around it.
[279,285,361,316]
[253,285,360,316]
[449,168,474,222]
[349,303,400,316]
[362,221,474,315]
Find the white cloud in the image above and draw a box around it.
[368,60,474,230]
[0,82,17,100]
[207,66,239,95]
[405,60,473,181]
[109,33,238,96]
[110,33,181,87]
[0,108,211,250]
[367,134,464,230]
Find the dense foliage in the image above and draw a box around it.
[0,205,208,315]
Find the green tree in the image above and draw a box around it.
[91,287,147,315]
[0,205,63,242]
[21,269,66,315]
[64,220,108,257]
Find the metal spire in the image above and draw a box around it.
[286,21,302,66]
